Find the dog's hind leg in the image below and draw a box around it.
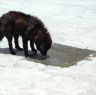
[22,38,29,57]
[14,35,23,51]
[4,24,16,55]
[7,35,16,55]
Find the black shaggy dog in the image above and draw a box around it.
[0,11,52,57]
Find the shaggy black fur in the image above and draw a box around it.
[0,11,52,57]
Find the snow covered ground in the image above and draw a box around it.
[0,0,96,95]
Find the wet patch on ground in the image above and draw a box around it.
[27,43,96,67]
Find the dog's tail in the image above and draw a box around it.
[0,18,4,41]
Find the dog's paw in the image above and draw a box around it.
[16,47,23,51]
[32,49,37,54]
[10,50,16,55]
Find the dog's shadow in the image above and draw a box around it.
[0,47,46,60]
[0,47,11,54]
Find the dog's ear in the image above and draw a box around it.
[25,24,34,34]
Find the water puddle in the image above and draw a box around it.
[27,43,96,67]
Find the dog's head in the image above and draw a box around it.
[34,28,52,56]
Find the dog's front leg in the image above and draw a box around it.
[30,40,37,54]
